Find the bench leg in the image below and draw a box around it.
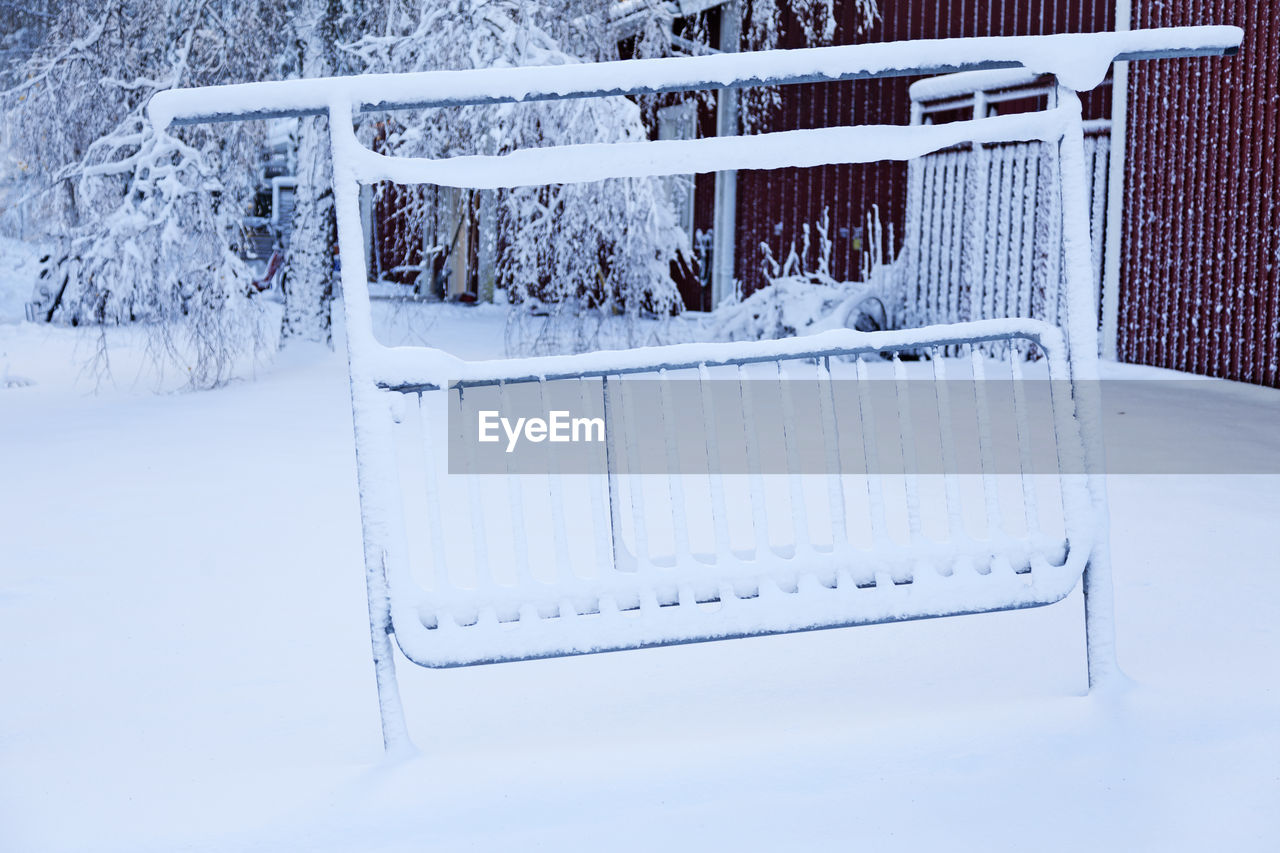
[1055,87,1127,697]
[326,102,417,756]
[367,551,414,755]
[1082,543,1124,693]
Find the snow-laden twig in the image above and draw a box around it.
[5,0,293,388]
[351,0,683,357]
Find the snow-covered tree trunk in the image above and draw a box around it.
[280,0,341,346]
[281,117,336,345]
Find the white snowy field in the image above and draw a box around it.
[2,301,1278,852]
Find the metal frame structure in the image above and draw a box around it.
[150,26,1240,753]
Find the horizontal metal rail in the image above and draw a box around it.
[375,318,1064,392]
[345,108,1070,188]
[148,27,1241,128]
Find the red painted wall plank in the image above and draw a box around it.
[1122,0,1279,386]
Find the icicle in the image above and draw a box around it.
[1042,133,1064,333]
[995,144,1016,328]
[968,347,1004,541]
[816,356,848,548]
[964,122,990,328]
[416,391,450,595]
[658,368,691,562]
[498,381,534,589]
[536,377,572,585]
[905,154,930,328]
[617,376,651,570]
[776,360,810,553]
[854,356,889,546]
[893,355,923,539]
[698,363,734,561]
[602,375,636,573]
[1089,134,1110,345]
[930,348,965,542]
[736,363,772,559]
[579,377,614,574]
[1016,149,1038,331]
[949,150,968,328]
[455,385,491,586]
[982,137,1001,330]
[932,154,949,326]
[1008,353,1041,538]
[937,152,957,328]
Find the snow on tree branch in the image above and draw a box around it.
[3,1,294,387]
[349,0,683,356]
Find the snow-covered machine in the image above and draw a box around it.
[150,26,1241,752]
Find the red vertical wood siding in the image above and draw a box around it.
[1123,1,1278,386]
[735,1,1113,294]
[372,184,426,285]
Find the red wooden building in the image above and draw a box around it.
[718,0,1276,387]
[370,1,1277,388]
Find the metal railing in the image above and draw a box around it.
[903,70,1114,347]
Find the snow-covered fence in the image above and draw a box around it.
[150,26,1241,753]
[902,71,1113,345]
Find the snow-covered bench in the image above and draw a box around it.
[150,26,1241,752]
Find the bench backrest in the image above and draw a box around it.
[387,321,1091,668]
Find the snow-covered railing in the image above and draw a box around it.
[148,27,1238,126]
[150,26,1241,753]
[385,320,1093,669]
[903,69,1113,345]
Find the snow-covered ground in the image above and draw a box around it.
[2,299,1278,852]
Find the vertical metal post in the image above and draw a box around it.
[902,99,926,328]
[601,375,629,573]
[1100,0,1134,361]
[1056,86,1124,693]
[963,89,990,324]
[711,0,742,307]
[327,98,416,753]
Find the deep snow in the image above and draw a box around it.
[1,301,1277,852]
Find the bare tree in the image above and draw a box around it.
[3,0,291,386]
[279,0,381,346]
[348,0,684,355]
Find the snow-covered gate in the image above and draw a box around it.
[151,26,1240,752]
[902,70,1113,346]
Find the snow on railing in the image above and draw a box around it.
[346,109,1071,188]
[148,27,1240,127]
